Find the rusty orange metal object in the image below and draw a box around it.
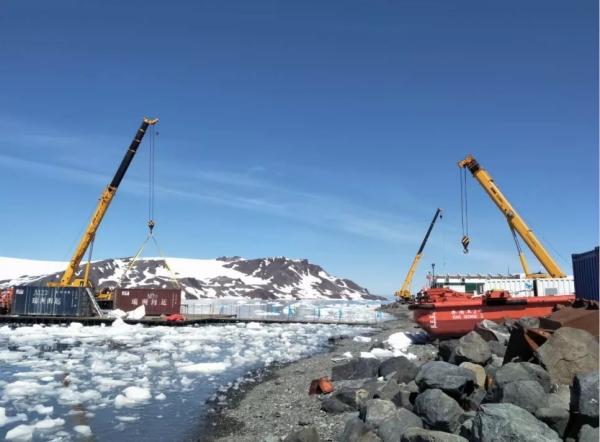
[539,307,600,339]
[308,377,334,396]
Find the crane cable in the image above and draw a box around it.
[116,123,180,289]
[460,168,470,254]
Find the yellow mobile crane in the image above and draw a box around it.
[47,118,159,292]
[457,154,566,279]
[395,208,443,302]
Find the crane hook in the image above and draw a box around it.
[148,220,155,235]
[461,236,470,254]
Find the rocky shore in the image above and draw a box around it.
[202,307,599,442]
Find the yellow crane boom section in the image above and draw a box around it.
[48,118,158,288]
[457,154,566,278]
[396,208,443,299]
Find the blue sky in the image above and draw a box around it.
[0,0,597,295]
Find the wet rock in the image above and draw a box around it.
[415,361,476,401]
[459,418,473,440]
[332,358,381,381]
[572,370,599,426]
[377,408,423,442]
[534,407,570,438]
[448,332,492,366]
[438,340,459,362]
[340,418,375,442]
[534,327,599,386]
[486,362,551,402]
[400,427,469,442]
[459,362,486,388]
[413,389,463,433]
[487,341,507,358]
[496,379,549,414]
[282,425,320,442]
[362,399,398,428]
[321,397,355,414]
[471,403,561,442]
[464,389,486,412]
[578,425,600,442]
[379,356,419,383]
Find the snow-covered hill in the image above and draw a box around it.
[0,256,383,301]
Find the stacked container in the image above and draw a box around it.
[11,286,94,317]
[572,247,599,302]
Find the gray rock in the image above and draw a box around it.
[377,408,423,442]
[486,362,551,402]
[413,389,463,433]
[459,419,473,440]
[572,370,599,426]
[332,358,381,381]
[487,340,507,358]
[362,399,398,428]
[517,316,540,329]
[496,380,549,414]
[360,431,384,442]
[321,397,355,414]
[471,403,561,442]
[375,379,402,402]
[391,388,417,412]
[339,418,375,442]
[370,341,386,351]
[335,387,366,410]
[362,379,388,397]
[283,425,320,442]
[578,424,600,442]
[459,411,476,423]
[534,407,570,438]
[464,389,486,412]
[415,361,477,401]
[448,332,493,366]
[535,327,600,386]
[400,427,469,442]
[459,362,486,387]
[547,384,571,410]
[483,364,498,379]
[438,340,460,362]
[379,356,419,383]
[475,319,511,344]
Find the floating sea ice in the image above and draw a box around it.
[31,404,53,415]
[123,386,151,402]
[0,407,28,427]
[155,393,166,400]
[34,417,65,429]
[5,424,33,441]
[177,362,230,373]
[74,425,92,436]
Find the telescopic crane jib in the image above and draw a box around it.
[457,154,566,279]
[395,208,443,301]
[47,118,159,290]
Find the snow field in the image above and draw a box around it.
[0,319,374,441]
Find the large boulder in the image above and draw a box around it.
[339,418,375,442]
[377,408,423,442]
[448,332,492,366]
[282,425,320,442]
[334,387,369,411]
[321,397,356,414]
[362,399,398,428]
[415,361,476,401]
[459,362,486,388]
[471,403,561,442]
[413,389,463,434]
[495,380,549,414]
[534,407,570,438]
[572,370,600,427]
[359,432,384,442]
[534,327,599,385]
[400,428,469,442]
[379,356,419,383]
[375,379,402,402]
[579,425,600,442]
[547,384,571,410]
[474,319,511,344]
[487,341,507,358]
[332,358,381,381]
[464,389,486,412]
[486,362,551,402]
[390,387,418,412]
[438,340,460,362]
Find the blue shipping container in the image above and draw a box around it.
[571,247,600,302]
[11,286,94,317]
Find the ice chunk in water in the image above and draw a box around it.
[34,417,65,429]
[0,407,28,427]
[5,424,33,441]
[74,425,92,436]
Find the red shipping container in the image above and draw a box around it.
[114,288,182,316]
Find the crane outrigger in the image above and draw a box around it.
[458,154,566,279]
[47,118,159,291]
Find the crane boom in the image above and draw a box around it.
[48,118,159,288]
[396,208,443,300]
[457,154,566,278]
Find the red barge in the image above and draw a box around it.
[408,288,575,338]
